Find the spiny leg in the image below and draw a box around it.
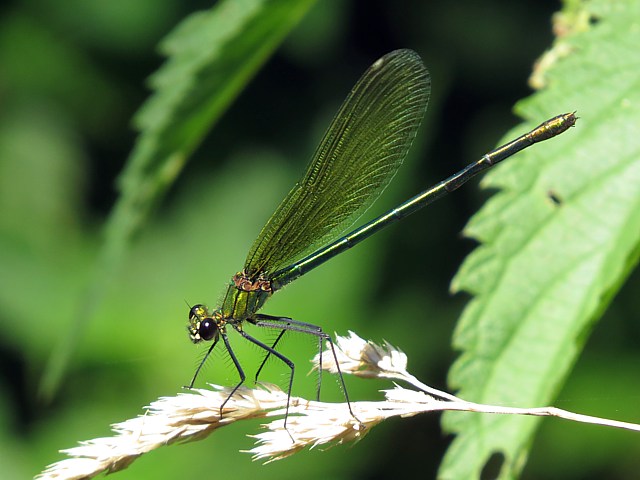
[254,328,287,384]
[185,337,219,389]
[218,330,247,416]
[252,314,324,399]
[324,335,358,420]
[252,314,359,423]
[232,325,297,430]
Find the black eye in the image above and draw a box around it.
[199,318,218,341]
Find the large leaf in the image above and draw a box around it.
[440,0,640,478]
[40,0,316,398]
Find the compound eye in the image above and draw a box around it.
[199,318,218,341]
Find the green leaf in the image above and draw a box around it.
[440,0,640,478]
[116,0,315,253]
[39,0,316,399]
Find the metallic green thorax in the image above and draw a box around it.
[187,271,273,343]
[221,271,272,321]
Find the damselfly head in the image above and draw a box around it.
[187,304,215,343]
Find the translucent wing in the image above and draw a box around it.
[244,49,430,277]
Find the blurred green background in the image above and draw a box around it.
[1,0,639,479]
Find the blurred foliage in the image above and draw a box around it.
[0,1,638,479]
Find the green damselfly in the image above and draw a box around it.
[186,49,576,422]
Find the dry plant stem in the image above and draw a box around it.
[413,395,640,432]
[320,332,640,432]
[37,332,640,478]
[363,357,640,432]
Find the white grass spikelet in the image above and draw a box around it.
[37,332,640,478]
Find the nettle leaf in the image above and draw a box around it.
[440,0,640,478]
[114,0,315,245]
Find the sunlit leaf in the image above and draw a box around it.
[440,0,640,478]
